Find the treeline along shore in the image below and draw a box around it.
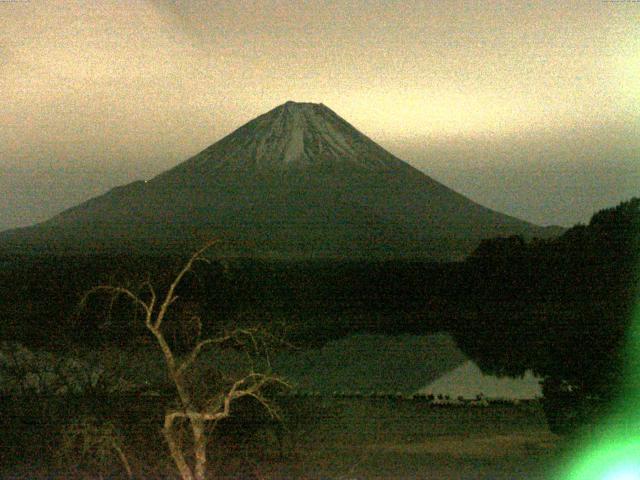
[0,198,638,434]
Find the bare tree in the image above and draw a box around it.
[81,239,289,480]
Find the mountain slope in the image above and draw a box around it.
[0,101,561,259]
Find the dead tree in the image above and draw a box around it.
[81,239,289,480]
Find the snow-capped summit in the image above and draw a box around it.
[0,102,562,258]
[161,101,404,177]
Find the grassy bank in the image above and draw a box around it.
[1,394,559,479]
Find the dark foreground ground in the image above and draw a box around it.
[263,398,560,480]
[1,395,565,479]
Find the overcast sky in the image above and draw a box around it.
[1,0,638,230]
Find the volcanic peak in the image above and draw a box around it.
[162,101,404,178]
[0,100,562,258]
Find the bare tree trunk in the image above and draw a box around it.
[80,240,288,480]
[164,414,195,480]
[192,418,208,480]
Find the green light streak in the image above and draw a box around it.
[558,209,640,479]
[557,419,640,479]
[568,437,640,480]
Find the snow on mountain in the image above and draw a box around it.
[416,360,542,401]
[0,101,562,258]
[273,333,542,400]
[158,101,405,178]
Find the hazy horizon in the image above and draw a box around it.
[1,1,638,231]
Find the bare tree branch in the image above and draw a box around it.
[176,337,223,376]
[80,285,152,319]
[80,238,290,480]
[140,278,157,320]
[154,239,220,330]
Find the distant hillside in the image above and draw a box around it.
[0,101,562,259]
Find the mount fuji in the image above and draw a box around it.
[0,101,561,259]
